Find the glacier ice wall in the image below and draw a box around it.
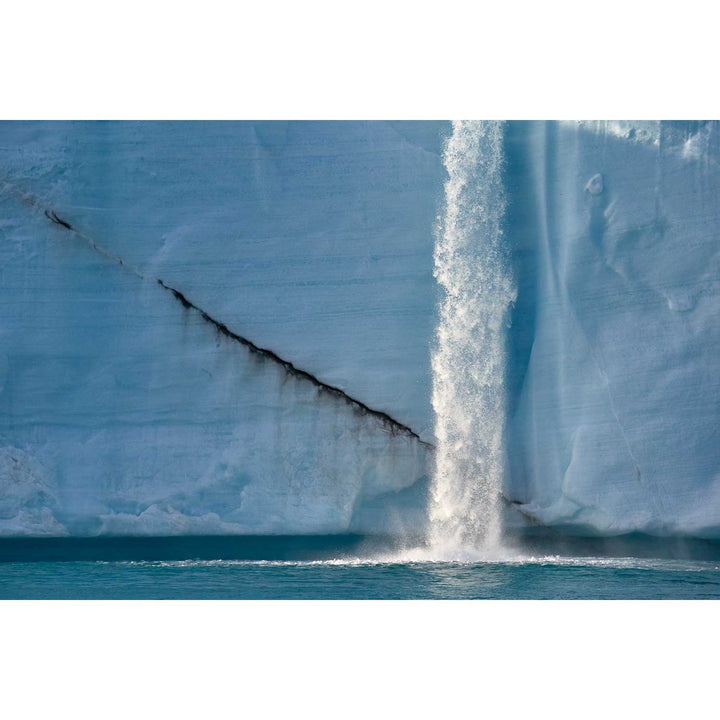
[2,120,720,540]
[504,121,720,538]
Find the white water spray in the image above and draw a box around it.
[427,120,516,558]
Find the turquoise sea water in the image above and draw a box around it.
[2,555,720,599]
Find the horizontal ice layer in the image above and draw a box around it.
[505,121,720,538]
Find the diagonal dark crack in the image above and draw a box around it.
[45,209,73,230]
[156,279,432,444]
[43,207,434,448]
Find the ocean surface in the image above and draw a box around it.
[2,554,720,600]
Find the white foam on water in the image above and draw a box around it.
[424,120,516,560]
[107,556,720,573]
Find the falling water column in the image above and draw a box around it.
[428,120,516,557]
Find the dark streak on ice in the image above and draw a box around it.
[157,279,433,447]
[45,209,73,230]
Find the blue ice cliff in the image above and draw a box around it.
[1,120,719,540]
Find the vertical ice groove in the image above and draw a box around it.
[427,121,516,557]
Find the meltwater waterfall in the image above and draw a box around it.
[427,121,517,557]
